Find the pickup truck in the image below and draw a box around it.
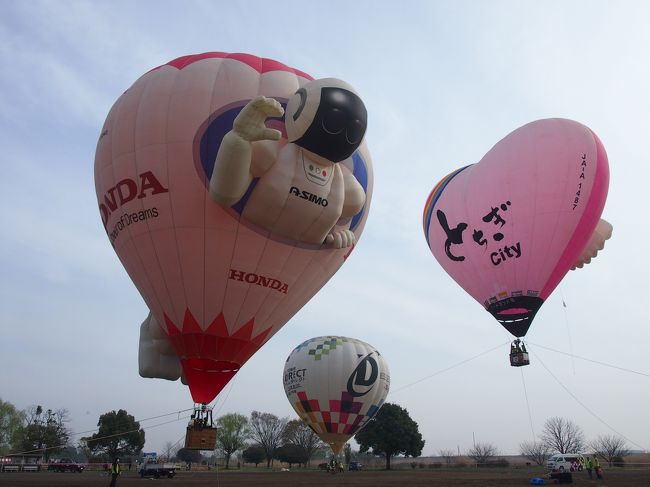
[47,458,84,473]
[139,461,176,478]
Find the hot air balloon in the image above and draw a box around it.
[283,336,390,455]
[423,118,610,366]
[94,52,373,425]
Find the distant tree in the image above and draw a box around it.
[467,442,499,465]
[216,413,250,469]
[249,411,287,468]
[282,419,324,466]
[161,441,178,461]
[242,444,265,466]
[519,441,551,466]
[540,417,585,454]
[355,403,425,470]
[177,448,202,464]
[85,409,145,461]
[15,405,70,460]
[0,399,25,455]
[53,445,87,462]
[590,434,629,467]
[77,438,104,463]
[343,443,352,465]
[438,449,456,467]
[275,444,308,467]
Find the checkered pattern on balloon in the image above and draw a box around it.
[291,336,384,436]
[293,390,383,436]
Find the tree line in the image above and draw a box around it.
[0,398,424,469]
[1,397,630,470]
[213,404,424,470]
[438,417,631,468]
[0,399,144,463]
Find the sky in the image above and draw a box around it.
[1,0,649,457]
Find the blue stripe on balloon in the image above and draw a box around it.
[350,152,369,231]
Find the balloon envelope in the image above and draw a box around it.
[423,119,609,337]
[283,336,390,455]
[94,53,373,403]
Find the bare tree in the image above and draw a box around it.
[249,411,287,468]
[162,441,178,461]
[540,417,585,454]
[520,441,551,466]
[590,435,629,466]
[282,419,324,466]
[467,442,499,466]
[438,449,456,467]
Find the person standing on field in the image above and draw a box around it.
[585,456,594,479]
[593,457,603,479]
[109,458,120,487]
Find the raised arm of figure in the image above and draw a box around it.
[209,96,284,206]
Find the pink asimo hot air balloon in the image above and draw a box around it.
[423,119,610,355]
[95,53,373,403]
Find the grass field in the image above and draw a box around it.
[1,467,649,486]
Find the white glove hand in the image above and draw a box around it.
[326,229,356,249]
[233,96,284,142]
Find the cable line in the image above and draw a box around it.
[520,368,536,440]
[533,350,647,452]
[7,413,193,457]
[558,286,577,375]
[529,342,650,378]
[392,341,509,394]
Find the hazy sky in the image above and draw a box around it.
[1,0,649,457]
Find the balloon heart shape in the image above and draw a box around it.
[424,119,609,337]
[94,53,373,403]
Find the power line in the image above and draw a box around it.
[7,413,193,457]
[63,407,196,439]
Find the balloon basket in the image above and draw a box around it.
[185,427,217,450]
[509,351,530,367]
[509,339,530,366]
[185,404,216,450]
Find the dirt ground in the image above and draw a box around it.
[1,468,649,487]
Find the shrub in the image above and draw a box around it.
[483,458,509,468]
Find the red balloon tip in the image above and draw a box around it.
[181,359,239,404]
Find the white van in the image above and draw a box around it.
[547,454,585,472]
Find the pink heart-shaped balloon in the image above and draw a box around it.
[424,119,609,337]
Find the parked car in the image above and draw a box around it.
[547,454,585,472]
[47,458,84,473]
[348,461,363,471]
